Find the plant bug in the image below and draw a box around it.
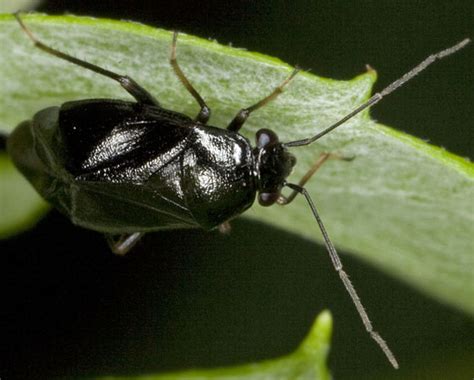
[8,13,470,369]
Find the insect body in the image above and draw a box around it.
[9,13,470,369]
[10,99,259,233]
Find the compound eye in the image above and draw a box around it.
[258,192,279,206]
[256,129,279,148]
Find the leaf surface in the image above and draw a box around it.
[96,311,331,380]
[0,14,472,315]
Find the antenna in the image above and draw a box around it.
[284,38,470,148]
[285,183,399,368]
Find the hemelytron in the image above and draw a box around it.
[8,13,471,368]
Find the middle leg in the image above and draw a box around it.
[106,232,144,256]
[170,32,211,123]
[227,68,299,132]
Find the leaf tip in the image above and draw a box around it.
[299,309,333,356]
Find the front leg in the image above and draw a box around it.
[279,152,354,205]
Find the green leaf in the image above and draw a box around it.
[0,153,48,238]
[0,14,472,316]
[95,311,332,379]
[0,0,42,13]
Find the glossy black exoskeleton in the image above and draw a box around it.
[8,13,470,368]
[10,99,260,232]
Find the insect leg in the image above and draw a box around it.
[278,152,354,205]
[170,32,211,124]
[106,232,144,256]
[15,13,159,106]
[283,183,399,369]
[227,68,299,132]
[218,221,232,234]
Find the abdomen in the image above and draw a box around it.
[7,104,200,233]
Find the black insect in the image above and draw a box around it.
[8,13,470,368]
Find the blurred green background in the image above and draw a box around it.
[1,1,473,379]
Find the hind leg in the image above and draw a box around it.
[15,13,159,106]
